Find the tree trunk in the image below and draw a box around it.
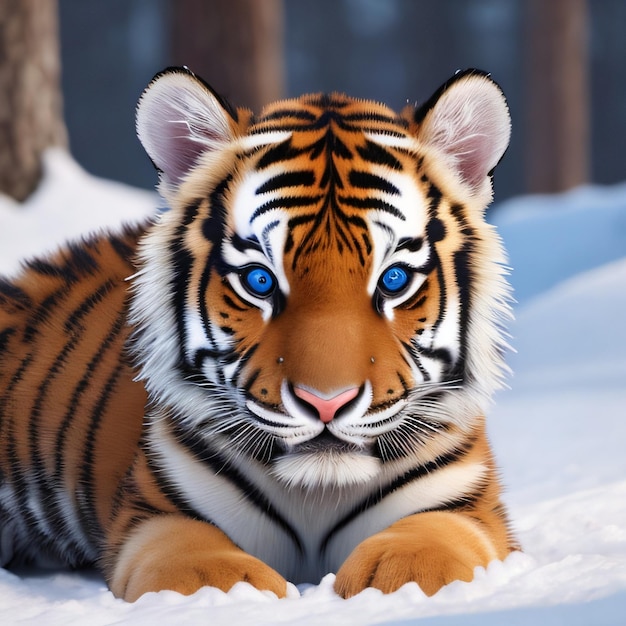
[0,0,67,202]
[524,0,589,193]
[170,0,284,113]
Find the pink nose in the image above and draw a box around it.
[293,386,360,423]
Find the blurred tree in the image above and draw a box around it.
[171,0,284,112]
[525,0,589,193]
[0,0,67,201]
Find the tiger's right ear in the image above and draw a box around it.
[136,67,239,190]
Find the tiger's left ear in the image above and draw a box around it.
[136,67,240,191]
[414,69,511,198]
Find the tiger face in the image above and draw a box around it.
[131,68,511,489]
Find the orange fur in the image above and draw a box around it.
[108,515,287,601]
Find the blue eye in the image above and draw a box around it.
[379,265,410,294]
[242,266,276,297]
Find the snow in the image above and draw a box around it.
[1,150,625,624]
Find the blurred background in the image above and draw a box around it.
[1,0,624,205]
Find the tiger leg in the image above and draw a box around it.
[106,515,288,601]
[334,510,508,598]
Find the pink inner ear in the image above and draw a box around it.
[148,111,229,185]
[455,132,500,189]
[153,120,206,183]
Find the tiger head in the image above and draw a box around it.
[130,67,511,488]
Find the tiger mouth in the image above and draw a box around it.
[290,429,364,454]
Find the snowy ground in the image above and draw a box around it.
[1,150,625,625]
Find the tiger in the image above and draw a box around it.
[0,66,518,601]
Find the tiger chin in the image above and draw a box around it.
[0,66,519,602]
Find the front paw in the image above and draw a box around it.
[108,515,288,601]
[334,511,498,597]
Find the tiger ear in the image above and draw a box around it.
[136,67,239,190]
[415,69,511,197]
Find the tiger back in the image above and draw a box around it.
[0,67,517,600]
[0,228,147,567]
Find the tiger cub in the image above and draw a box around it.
[0,67,517,600]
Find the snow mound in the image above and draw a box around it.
[0,149,158,277]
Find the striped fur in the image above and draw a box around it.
[0,67,518,600]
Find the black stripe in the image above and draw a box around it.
[261,219,280,264]
[196,176,236,366]
[26,258,76,279]
[362,232,373,255]
[0,327,15,353]
[65,242,100,276]
[230,233,262,254]
[250,194,322,223]
[109,227,142,262]
[222,291,249,313]
[414,345,454,368]
[63,279,115,334]
[231,343,259,388]
[425,243,449,349]
[397,237,423,252]
[168,422,304,556]
[192,346,240,371]
[143,448,209,524]
[0,279,31,309]
[29,334,85,502]
[0,353,34,430]
[256,139,308,170]
[403,340,430,382]
[339,195,406,220]
[243,368,261,392]
[425,179,443,218]
[427,217,446,243]
[256,171,315,195]
[357,140,403,171]
[447,202,474,379]
[348,171,400,195]
[77,362,126,543]
[169,201,201,372]
[22,285,73,343]
[320,439,475,556]
[256,109,317,124]
[342,112,405,127]
[303,94,346,110]
[452,246,472,380]
[422,485,485,514]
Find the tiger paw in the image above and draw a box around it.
[108,515,288,601]
[334,511,499,598]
